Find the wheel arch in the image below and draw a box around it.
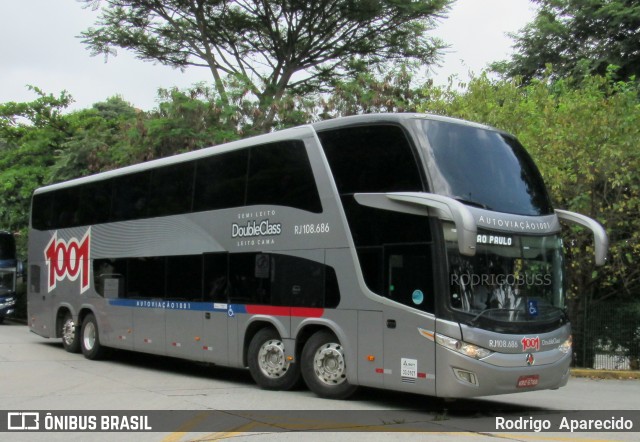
[55,304,75,338]
[242,318,287,367]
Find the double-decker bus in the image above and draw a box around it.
[28,113,607,399]
[0,231,18,324]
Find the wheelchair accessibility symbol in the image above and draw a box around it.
[228,307,235,318]
[527,300,538,317]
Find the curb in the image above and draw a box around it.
[571,368,640,380]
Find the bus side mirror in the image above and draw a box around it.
[354,192,477,256]
[555,209,609,266]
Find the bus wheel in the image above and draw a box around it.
[80,313,107,360]
[301,330,357,399]
[61,312,81,353]
[248,328,301,390]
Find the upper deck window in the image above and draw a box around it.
[318,124,424,194]
[422,120,553,216]
[32,139,322,230]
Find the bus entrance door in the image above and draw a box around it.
[383,244,436,395]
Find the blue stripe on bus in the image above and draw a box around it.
[105,300,322,318]
[108,299,229,312]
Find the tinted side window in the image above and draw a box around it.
[204,253,229,302]
[148,162,195,217]
[93,252,340,308]
[95,255,204,301]
[271,255,325,308]
[246,141,322,212]
[111,172,151,222]
[32,192,55,230]
[341,196,432,245]
[194,149,248,212]
[341,197,435,313]
[52,186,82,228]
[228,252,340,308]
[166,254,202,301]
[127,257,165,298]
[78,180,112,225]
[318,125,424,194]
[33,180,111,230]
[229,253,272,305]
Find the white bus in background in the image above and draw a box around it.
[28,113,608,399]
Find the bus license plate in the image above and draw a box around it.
[516,375,539,388]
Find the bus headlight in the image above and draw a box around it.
[435,333,493,360]
[558,335,572,354]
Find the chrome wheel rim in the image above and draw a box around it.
[62,318,76,346]
[313,343,347,385]
[83,321,96,351]
[257,339,289,379]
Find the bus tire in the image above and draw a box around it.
[248,327,301,391]
[80,313,108,360]
[61,312,81,353]
[301,330,357,399]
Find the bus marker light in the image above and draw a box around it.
[418,328,435,341]
[195,336,201,341]
[367,355,375,362]
[286,356,294,362]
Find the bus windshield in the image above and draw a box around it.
[0,233,16,261]
[444,222,566,332]
[421,119,553,216]
[0,269,15,295]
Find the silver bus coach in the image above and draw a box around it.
[28,113,608,399]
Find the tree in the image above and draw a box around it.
[0,88,73,252]
[80,0,451,131]
[493,0,640,83]
[49,96,139,182]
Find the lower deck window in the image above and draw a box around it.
[94,252,340,308]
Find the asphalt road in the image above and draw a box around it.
[1,320,639,442]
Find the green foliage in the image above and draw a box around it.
[0,88,73,252]
[494,0,640,83]
[80,0,451,131]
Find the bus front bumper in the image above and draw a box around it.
[435,344,571,398]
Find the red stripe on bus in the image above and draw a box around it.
[244,305,324,318]
[291,307,324,318]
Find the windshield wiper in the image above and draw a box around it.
[468,308,520,326]
[468,305,568,327]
